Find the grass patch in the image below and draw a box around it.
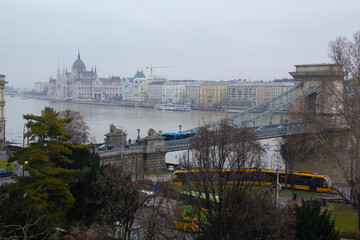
[141,170,174,176]
[279,188,323,199]
[332,203,358,232]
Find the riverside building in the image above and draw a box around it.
[47,52,123,101]
[45,53,294,110]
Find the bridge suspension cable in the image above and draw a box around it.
[187,82,304,132]
[234,83,324,126]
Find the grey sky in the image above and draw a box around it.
[1,0,359,88]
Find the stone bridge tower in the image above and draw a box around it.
[289,64,344,124]
[100,127,166,173]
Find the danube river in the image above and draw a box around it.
[5,95,283,168]
[6,96,229,143]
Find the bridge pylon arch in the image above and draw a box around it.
[289,64,344,124]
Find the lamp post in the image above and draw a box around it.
[117,126,124,168]
[121,129,124,168]
[137,129,141,142]
[23,161,28,176]
[23,125,25,148]
[82,133,86,144]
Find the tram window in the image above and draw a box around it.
[296,176,310,186]
[279,174,286,183]
[262,172,276,182]
[188,172,204,182]
[314,178,328,188]
[168,135,176,140]
[238,171,251,181]
[163,134,175,140]
[177,134,185,140]
[228,171,240,181]
[172,173,185,182]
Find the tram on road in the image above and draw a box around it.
[169,169,333,193]
[162,132,195,141]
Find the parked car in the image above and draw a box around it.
[0,169,10,178]
[140,189,155,207]
[97,144,114,151]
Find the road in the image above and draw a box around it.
[0,176,15,185]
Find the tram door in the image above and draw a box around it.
[309,177,317,191]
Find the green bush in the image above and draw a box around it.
[294,199,340,240]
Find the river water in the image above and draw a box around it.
[5,95,283,168]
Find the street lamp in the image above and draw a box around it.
[23,161,28,176]
[116,125,124,168]
[23,125,25,148]
[137,129,141,142]
[82,133,86,144]
[121,128,124,168]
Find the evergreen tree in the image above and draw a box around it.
[9,107,84,222]
[0,183,55,239]
[66,145,101,225]
[294,199,340,240]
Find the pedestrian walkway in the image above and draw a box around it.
[278,192,334,210]
[0,151,9,160]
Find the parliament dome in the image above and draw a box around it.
[72,52,86,72]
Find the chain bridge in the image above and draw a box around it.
[165,64,343,151]
[99,64,343,171]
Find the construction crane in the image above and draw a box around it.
[145,64,173,77]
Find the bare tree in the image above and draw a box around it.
[59,110,91,144]
[177,121,294,239]
[279,134,316,191]
[137,183,181,240]
[306,31,360,231]
[90,165,153,240]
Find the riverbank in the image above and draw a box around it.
[18,93,250,113]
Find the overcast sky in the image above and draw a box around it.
[1,0,360,88]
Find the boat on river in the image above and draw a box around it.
[154,103,191,111]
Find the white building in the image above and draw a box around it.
[227,80,256,108]
[34,82,49,94]
[185,81,204,104]
[253,81,294,109]
[162,82,186,103]
[132,71,148,102]
[47,52,122,100]
[148,82,164,102]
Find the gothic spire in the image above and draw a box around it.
[77,50,80,60]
